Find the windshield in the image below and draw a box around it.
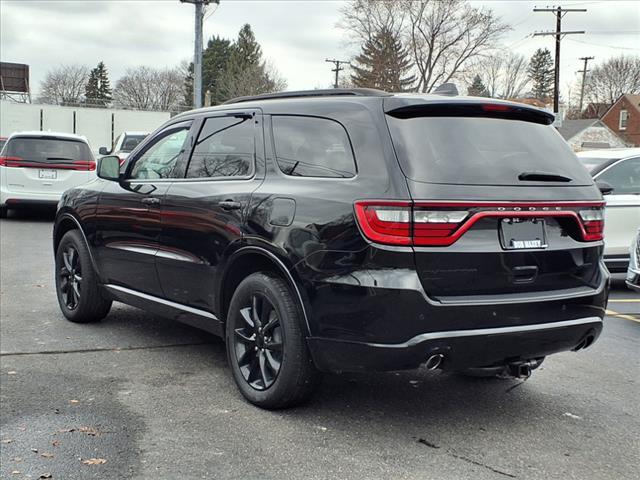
[386,116,594,186]
[120,134,147,152]
[4,137,93,164]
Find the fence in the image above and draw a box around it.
[0,100,172,153]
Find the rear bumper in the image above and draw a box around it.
[308,317,603,373]
[1,187,61,207]
[604,255,630,273]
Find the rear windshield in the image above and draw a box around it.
[386,116,594,186]
[4,137,93,164]
[120,135,146,152]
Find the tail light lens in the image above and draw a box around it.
[0,156,23,167]
[0,157,95,171]
[355,201,605,246]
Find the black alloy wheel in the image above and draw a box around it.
[58,245,82,310]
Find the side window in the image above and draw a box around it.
[598,158,640,195]
[272,116,356,178]
[186,115,254,179]
[129,125,190,180]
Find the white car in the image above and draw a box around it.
[0,131,96,217]
[98,131,148,162]
[627,229,640,292]
[577,148,640,273]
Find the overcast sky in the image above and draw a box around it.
[1,0,638,98]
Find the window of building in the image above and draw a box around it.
[619,110,629,130]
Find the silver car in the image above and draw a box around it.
[627,229,640,292]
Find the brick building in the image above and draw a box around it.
[601,94,640,146]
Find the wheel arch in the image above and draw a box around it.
[219,246,312,336]
[53,212,100,277]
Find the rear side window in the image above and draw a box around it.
[186,116,254,179]
[272,116,356,178]
[597,157,640,194]
[120,135,146,152]
[4,137,93,165]
[386,116,594,186]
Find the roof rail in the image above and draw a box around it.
[223,88,392,105]
[432,83,459,96]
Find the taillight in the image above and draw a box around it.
[579,209,604,241]
[481,103,512,112]
[355,201,605,246]
[0,156,23,167]
[73,160,96,171]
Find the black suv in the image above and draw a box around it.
[53,89,609,408]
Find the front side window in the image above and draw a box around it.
[272,116,356,178]
[129,126,190,180]
[598,157,640,195]
[186,115,254,179]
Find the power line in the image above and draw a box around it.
[577,56,594,113]
[325,59,350,89]
[565,37,640,50]
[533,6,587,113]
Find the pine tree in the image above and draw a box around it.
[183,62,194,107]
[528,48,554,101]
[202,35,233,106]
[350,28,415,92]
[467,74,489,97]
[84,61,111,106]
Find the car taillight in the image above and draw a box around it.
[355,201,605,246]
[0,156,23,167]
[579,208,604,241]
[73,160,96,171]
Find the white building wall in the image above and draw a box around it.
[0,100,171,153]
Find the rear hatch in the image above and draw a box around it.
[383,99,604,301]
[1,136,95,195]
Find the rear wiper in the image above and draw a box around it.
[46,157,75,162]
[518,171,572,182]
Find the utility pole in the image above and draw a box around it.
[181,0,218,108]
[325,59,350,89]
[577,56,594,114]
[533,6,586,114]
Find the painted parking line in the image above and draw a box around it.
[606,309,640,324]
[608,299,640,303]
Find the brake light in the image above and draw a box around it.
[481,104,512,112]
[354,201,605,246]
[0,156,23,167]
[0,157,95,170]
[73,160,96,171]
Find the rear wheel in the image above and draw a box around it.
[55,230,112,323]
[226,272,319,409]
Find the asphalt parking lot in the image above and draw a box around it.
[1,208,638,480]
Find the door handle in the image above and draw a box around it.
[141,197,161,205]
[219,200,242,211]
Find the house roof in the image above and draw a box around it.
[556,119,598,140]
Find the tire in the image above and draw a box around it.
[226,272,319,409]
[0,206,7,219]
[55,230,112,323]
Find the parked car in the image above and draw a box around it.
[577,148,640,273]
[626,229,640,292]
[0,136,7,152]
[98,131,148,163]
[1,131,96,217]
[53,89,609,408]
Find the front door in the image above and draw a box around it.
[157,111,264,313]
[94,121,193,296]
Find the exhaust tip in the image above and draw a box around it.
[574,334,595,351]
[424,353,444,370]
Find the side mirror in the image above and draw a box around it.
[97,155,121,181]
[98,146,110,156]
[596,180,614,196]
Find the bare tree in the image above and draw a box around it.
[113,67,184,111]
[463,52,529,99]
[39,65,89,105]
[585,55,640,105]
[340,0,510,93]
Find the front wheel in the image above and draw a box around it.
[226,272,319,409]
[55,230,112,323]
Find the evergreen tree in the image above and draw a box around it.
[528,48,554,101]
[467,74,489,97]
[202,35,233,106]
[84,61,111,106]
[350,28,415,92]
[183,62,194,107]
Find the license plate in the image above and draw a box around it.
[39,169,57,180]
[500,218,546,250]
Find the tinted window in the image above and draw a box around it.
[186,116,254,178]
[4,137,93,165]
[598,158,640,194]
[120,135,147,152]
[272,116,356,178]
[129,126,189,179]
[386,116,594,186]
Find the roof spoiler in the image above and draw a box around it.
[432,83,459,96]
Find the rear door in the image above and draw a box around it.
[157,111,264,312]
[595,157,640,261]
[1,136,94,195]
[384,102,604,301]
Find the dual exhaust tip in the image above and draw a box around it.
[424,353,444,370]
[573,334,595,352]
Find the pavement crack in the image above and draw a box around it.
[450,453,517,478]
[0,342,212,357]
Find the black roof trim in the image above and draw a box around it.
[223,88,392,105]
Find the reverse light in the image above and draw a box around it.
[579,210,604,222]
